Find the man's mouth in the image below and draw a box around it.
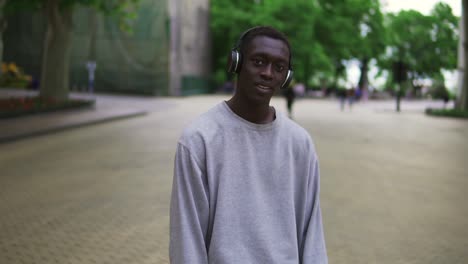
[256,84,272,90]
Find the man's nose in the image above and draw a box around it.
[260,64,273,79]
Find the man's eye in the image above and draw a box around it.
[253,59,264,65]
[275,65,285,72]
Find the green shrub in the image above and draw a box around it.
[425,108,468,119]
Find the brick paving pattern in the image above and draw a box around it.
[1,95,467,263]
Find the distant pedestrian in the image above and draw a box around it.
[283,83,296,118]
[443,94,449,108]
[337,88,347,111]
[293,82,306,97]
[347,88,355,109]
[338,87,355,111]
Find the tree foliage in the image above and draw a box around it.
[377,3,459,85]
[211,0,327,86]
[4,0,139,31]
[211,0,388,90]
[211,0,459,94]
[458,0,468,110]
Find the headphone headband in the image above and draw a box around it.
[233,27,292,70]
[227,26,294,89]
[232,26,263,52]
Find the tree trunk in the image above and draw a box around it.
[169,0,181,96]
[0,0,7,71]
[459,0,468,110]
[39,0,73,101]
[333,61,345,89]
[87,9,97,61]
[358,57,369,100]
[303,55,310,87]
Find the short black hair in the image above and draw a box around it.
[238,26,292,64]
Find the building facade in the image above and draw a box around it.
[3,0,211,96]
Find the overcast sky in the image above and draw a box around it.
[382,0,461,16]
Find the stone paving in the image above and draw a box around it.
[0,95,467,263]
[0,89,177,142]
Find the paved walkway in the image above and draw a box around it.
[0,92,467,263]
[0,89,178,143]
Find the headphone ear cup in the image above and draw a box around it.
[281,70,294,89]
[227,50,241,73]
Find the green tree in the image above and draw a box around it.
[459,0,468,110]
[429,3,459,75]
[210,0,256,84]
[378,4,458,92]
[212,0,463,99]
[211,0,332,87]
[315,0,355,88]
[313,0,386,90]
[256,0,328,84]
[348,0,386,93]
[379,10,431,89]
[4,0,140,101]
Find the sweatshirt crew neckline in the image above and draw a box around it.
[221,101,281,131]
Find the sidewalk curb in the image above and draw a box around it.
[0,111,147,144]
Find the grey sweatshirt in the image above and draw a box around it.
[170,102,327,264]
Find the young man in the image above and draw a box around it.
[170,26,328,263]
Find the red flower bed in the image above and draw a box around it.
[0,96,95,118]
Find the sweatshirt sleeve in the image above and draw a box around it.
[301,157,328,264]
[170,143,210,264]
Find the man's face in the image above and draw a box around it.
[237,36,290,104]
